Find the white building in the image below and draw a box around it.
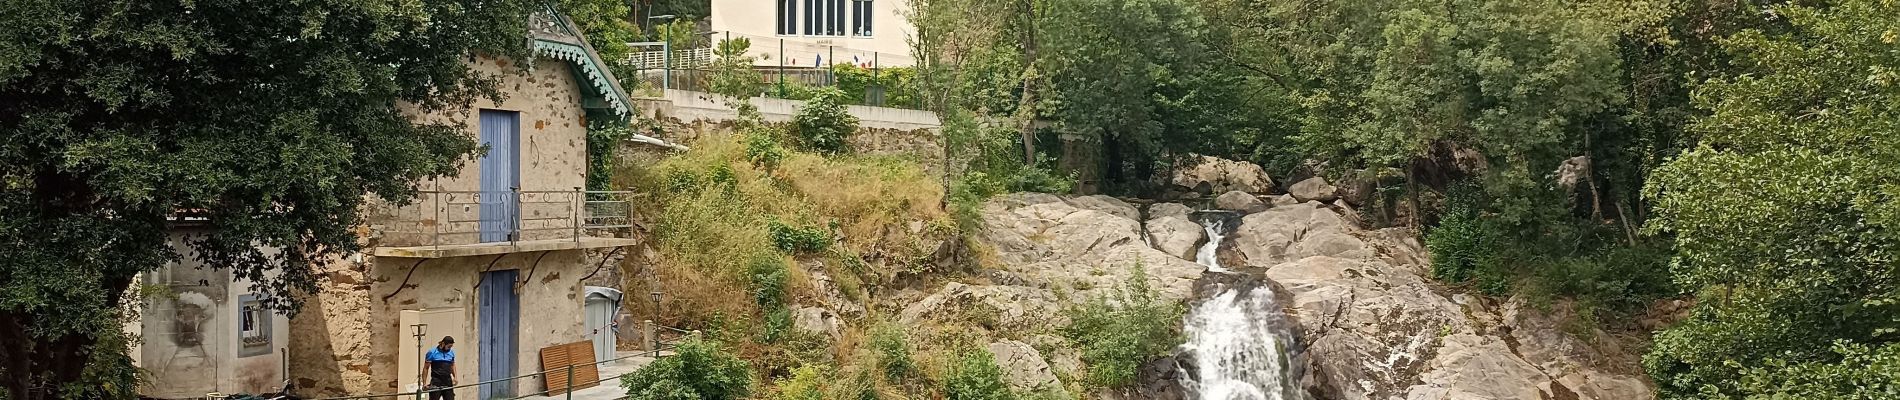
[709,0,916,67]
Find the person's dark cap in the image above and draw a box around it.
[440,336,455,344]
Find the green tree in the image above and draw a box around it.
[791,88,859,154]
[560,0,644,64]
[1642,0,1900,396]
[0,0,539,397]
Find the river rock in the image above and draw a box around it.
[1214,191,1268,214]
[1148,202,1193,219]
[1269,194,1300,207]
[1231,202,1373,267]
[1146,213,1205,261]
[1172,155,1275,194]
[988,340,1068,396]
[1288,177,1339,202]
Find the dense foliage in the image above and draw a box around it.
[791,88,860,154]
[621,338,755,400]
[943,349,1016,400]
[1061,264,1184,387]
[1641,0,1900,396]
[0,0,541,397]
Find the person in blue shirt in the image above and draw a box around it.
[422,336,457,399]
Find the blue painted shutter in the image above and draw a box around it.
[478,110,521,243]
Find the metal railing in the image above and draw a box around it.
[307,329,699,400]
[368,189,635,248]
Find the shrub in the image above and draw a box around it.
[776,364,828,400]
[622,338,753,400]
[869,322,914,381]
[768,218,830,253]
[944,348,1015,400]
[744,130,785,169]
[1061,263,1184,387]
[748,254,788,308]
[791,87,858,154]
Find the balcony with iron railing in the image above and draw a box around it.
[366,189,640,258]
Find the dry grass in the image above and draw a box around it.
[616,131,957,387]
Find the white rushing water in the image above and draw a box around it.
[1195,214,1230,273]
[1180,212,1302,400]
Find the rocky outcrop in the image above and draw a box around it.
[898,282,1065,330]
[1288,177,1339,203]
[979,193,1206,300]
[1214,191,1268,214]
[1243,203,1652,400]
[1231,202,1375,267]
[792,307,845,341]
[1173,155,1275,194]
[1144,203,1205,261]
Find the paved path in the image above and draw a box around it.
[518,350,670,400]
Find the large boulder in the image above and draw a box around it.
[1231,202,1374,268]
[1288,177,1339,203]
[980,194,1206,300]
[1172,155,1275,194]
[987,340,1069,397]
[1235,204,1653,400]
[1335,170,1379,207]
[1145,203,1205,261]
[1213,191,1268,214]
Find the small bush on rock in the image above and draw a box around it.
[1062,263,1184,387]
[944,348,1015,400]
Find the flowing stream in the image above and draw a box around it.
[1179,211,1303,400]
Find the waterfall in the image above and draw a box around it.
[1179,212,1303,400]
[1195,214,1229,273]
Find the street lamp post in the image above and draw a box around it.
[648,15,677,90]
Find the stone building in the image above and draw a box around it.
[130,220,293,399]
[283,5,649,399]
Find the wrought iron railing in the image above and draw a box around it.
[367,189,635,248]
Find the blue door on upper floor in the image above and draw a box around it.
[478,110,521,243]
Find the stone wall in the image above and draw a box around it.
[629,90,945,173]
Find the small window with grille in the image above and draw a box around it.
[238,295,272,356]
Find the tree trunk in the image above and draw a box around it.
[1407,159,1420,229]
[1012,0,1040,165]
[2,287,133,400]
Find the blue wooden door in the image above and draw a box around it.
[478,110,521,243]
[477,269,520,399]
